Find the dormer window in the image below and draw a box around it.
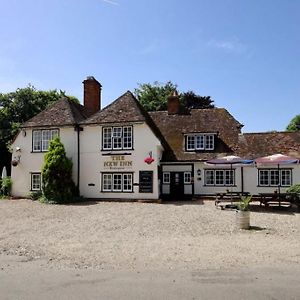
[185,134,215,151]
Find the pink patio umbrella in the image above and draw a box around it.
[254,154,299,194]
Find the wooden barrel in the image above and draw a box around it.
[236,210,250,230]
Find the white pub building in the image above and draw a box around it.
[11,77,300,200]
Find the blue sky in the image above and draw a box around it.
[0,0,299,132]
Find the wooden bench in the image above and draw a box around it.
[215,192,250,210]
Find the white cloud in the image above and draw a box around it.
[101,0,119,6]
[207,37,247,54]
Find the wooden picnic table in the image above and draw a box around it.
[215,191,250,209]
[259,192,300,209]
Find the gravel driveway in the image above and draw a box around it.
[0,199,299,270]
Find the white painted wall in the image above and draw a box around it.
[11,127,78,197]
[79,123,163,199]
[193,162,300,196]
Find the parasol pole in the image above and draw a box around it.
[277,163,281,195]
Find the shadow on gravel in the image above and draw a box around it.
[162,199,204,206]
[249,203,299,216]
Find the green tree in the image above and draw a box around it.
[41,137,75,203]
[181,91,214,109]
[134,81,215,111]
[286,114,300,131]
[134,81,178,111]
[0,85,78,175]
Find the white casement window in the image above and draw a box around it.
[163,172,170,184]
[31,173,41,191]
[102,173,133,192]
[215,170,224,186]
[32,129,59,152]
[195,135,205,150]
[281,170,291,186]
[102,126,133,150]
[204,169,235,186]
[102,174,112,191]
[258,169,292,187]
[113,127,122,150]
[186,134,215,151]
[204,170,214,185]
[205,135,214,150]
[32,131,42,152]
[186,135,195,150]
[123,174,133,192]
[123,126,133,149]
[103,127,112,150]
[184,172,192,184]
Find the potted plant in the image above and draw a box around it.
[236,195,252,230]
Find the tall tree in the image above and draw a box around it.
[0,85,78,175]
[134,81,215,111]
[134,81,178,111]
[286,114,300,131]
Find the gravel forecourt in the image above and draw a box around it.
[0,199,299,271]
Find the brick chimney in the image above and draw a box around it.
[167,90,180,114]
[83,76,102,114]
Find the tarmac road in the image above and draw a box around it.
[0,255,299,300]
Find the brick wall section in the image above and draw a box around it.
[83,76,102,114]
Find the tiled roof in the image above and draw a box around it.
[236,132,300,159]
[80,91,173,153]
[149,108,243,161]
[80,91,148,124]
[22,98,93,128]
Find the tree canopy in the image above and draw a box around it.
[0,85,78,175]
[286,114,300,131]
[41,137,75,203]
[134,81,215,111]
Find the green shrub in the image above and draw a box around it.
[41,137,76,204]
[286,184,300,194]
[1,176,12,196]
[29,191,43,201]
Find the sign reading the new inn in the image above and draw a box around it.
[103,156,133,170]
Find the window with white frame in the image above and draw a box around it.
[184,172,192,184]
[163,172,170,184]
[258,169,292,187]
[204,170,214,185]
[204,169,235,186]
[31,173,41,191]
[102,126,133,150]
[186,134,215,151]
[101,173,133,192]
[32,129,59,152]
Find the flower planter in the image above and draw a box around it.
[236,210,250,230]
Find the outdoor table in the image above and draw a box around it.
[215,191,249,209]
[259,193,288,208]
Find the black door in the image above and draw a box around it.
[170,172,184,199]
